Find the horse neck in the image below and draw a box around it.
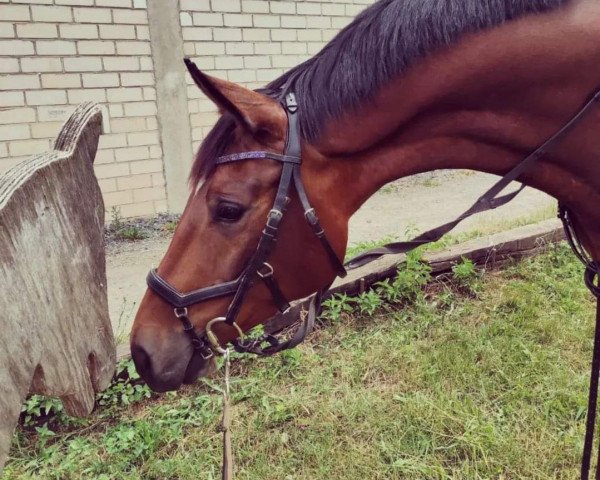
[307,0,600,258]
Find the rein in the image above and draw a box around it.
[560,206,600,480]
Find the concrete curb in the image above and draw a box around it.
[117,218,564,360]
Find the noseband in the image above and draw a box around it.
[146,59,346,358]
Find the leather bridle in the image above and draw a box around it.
[146,58,346,359]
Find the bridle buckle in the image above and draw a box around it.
[267,208,283,224]
[174,307,188,318]
[304,208,317,225]
[257,262,274,279]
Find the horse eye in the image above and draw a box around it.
[216,202,245,222]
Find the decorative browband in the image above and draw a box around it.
[216,151,301,165]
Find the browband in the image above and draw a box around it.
[216,151,301,165]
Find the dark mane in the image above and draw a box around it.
[191,0,568,184]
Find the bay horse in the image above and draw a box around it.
[132,0,600,472]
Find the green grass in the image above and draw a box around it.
[465,202,557,237]
[5,242,597,479]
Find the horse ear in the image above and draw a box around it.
[184,58,283,138]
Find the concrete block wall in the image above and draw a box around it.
[0,0,373,219]
[181,0,370,152]
[0,0,166,219]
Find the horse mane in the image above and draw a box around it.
[191,0,568,185]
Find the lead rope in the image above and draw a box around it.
[221,348,233,480]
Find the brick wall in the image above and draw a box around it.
[180,0,369,152]
[0,0,372,219]
[0,0,165,219]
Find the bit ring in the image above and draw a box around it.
[205,317,244,354]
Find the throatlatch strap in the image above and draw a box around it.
[293,164,347,277]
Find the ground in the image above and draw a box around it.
[107,170,555,343]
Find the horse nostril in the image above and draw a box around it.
[129,329,194,392]
[131,343,152,380]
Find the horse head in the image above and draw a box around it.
[130,65,348,392]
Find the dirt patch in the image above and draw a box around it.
[107,170,555,341]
